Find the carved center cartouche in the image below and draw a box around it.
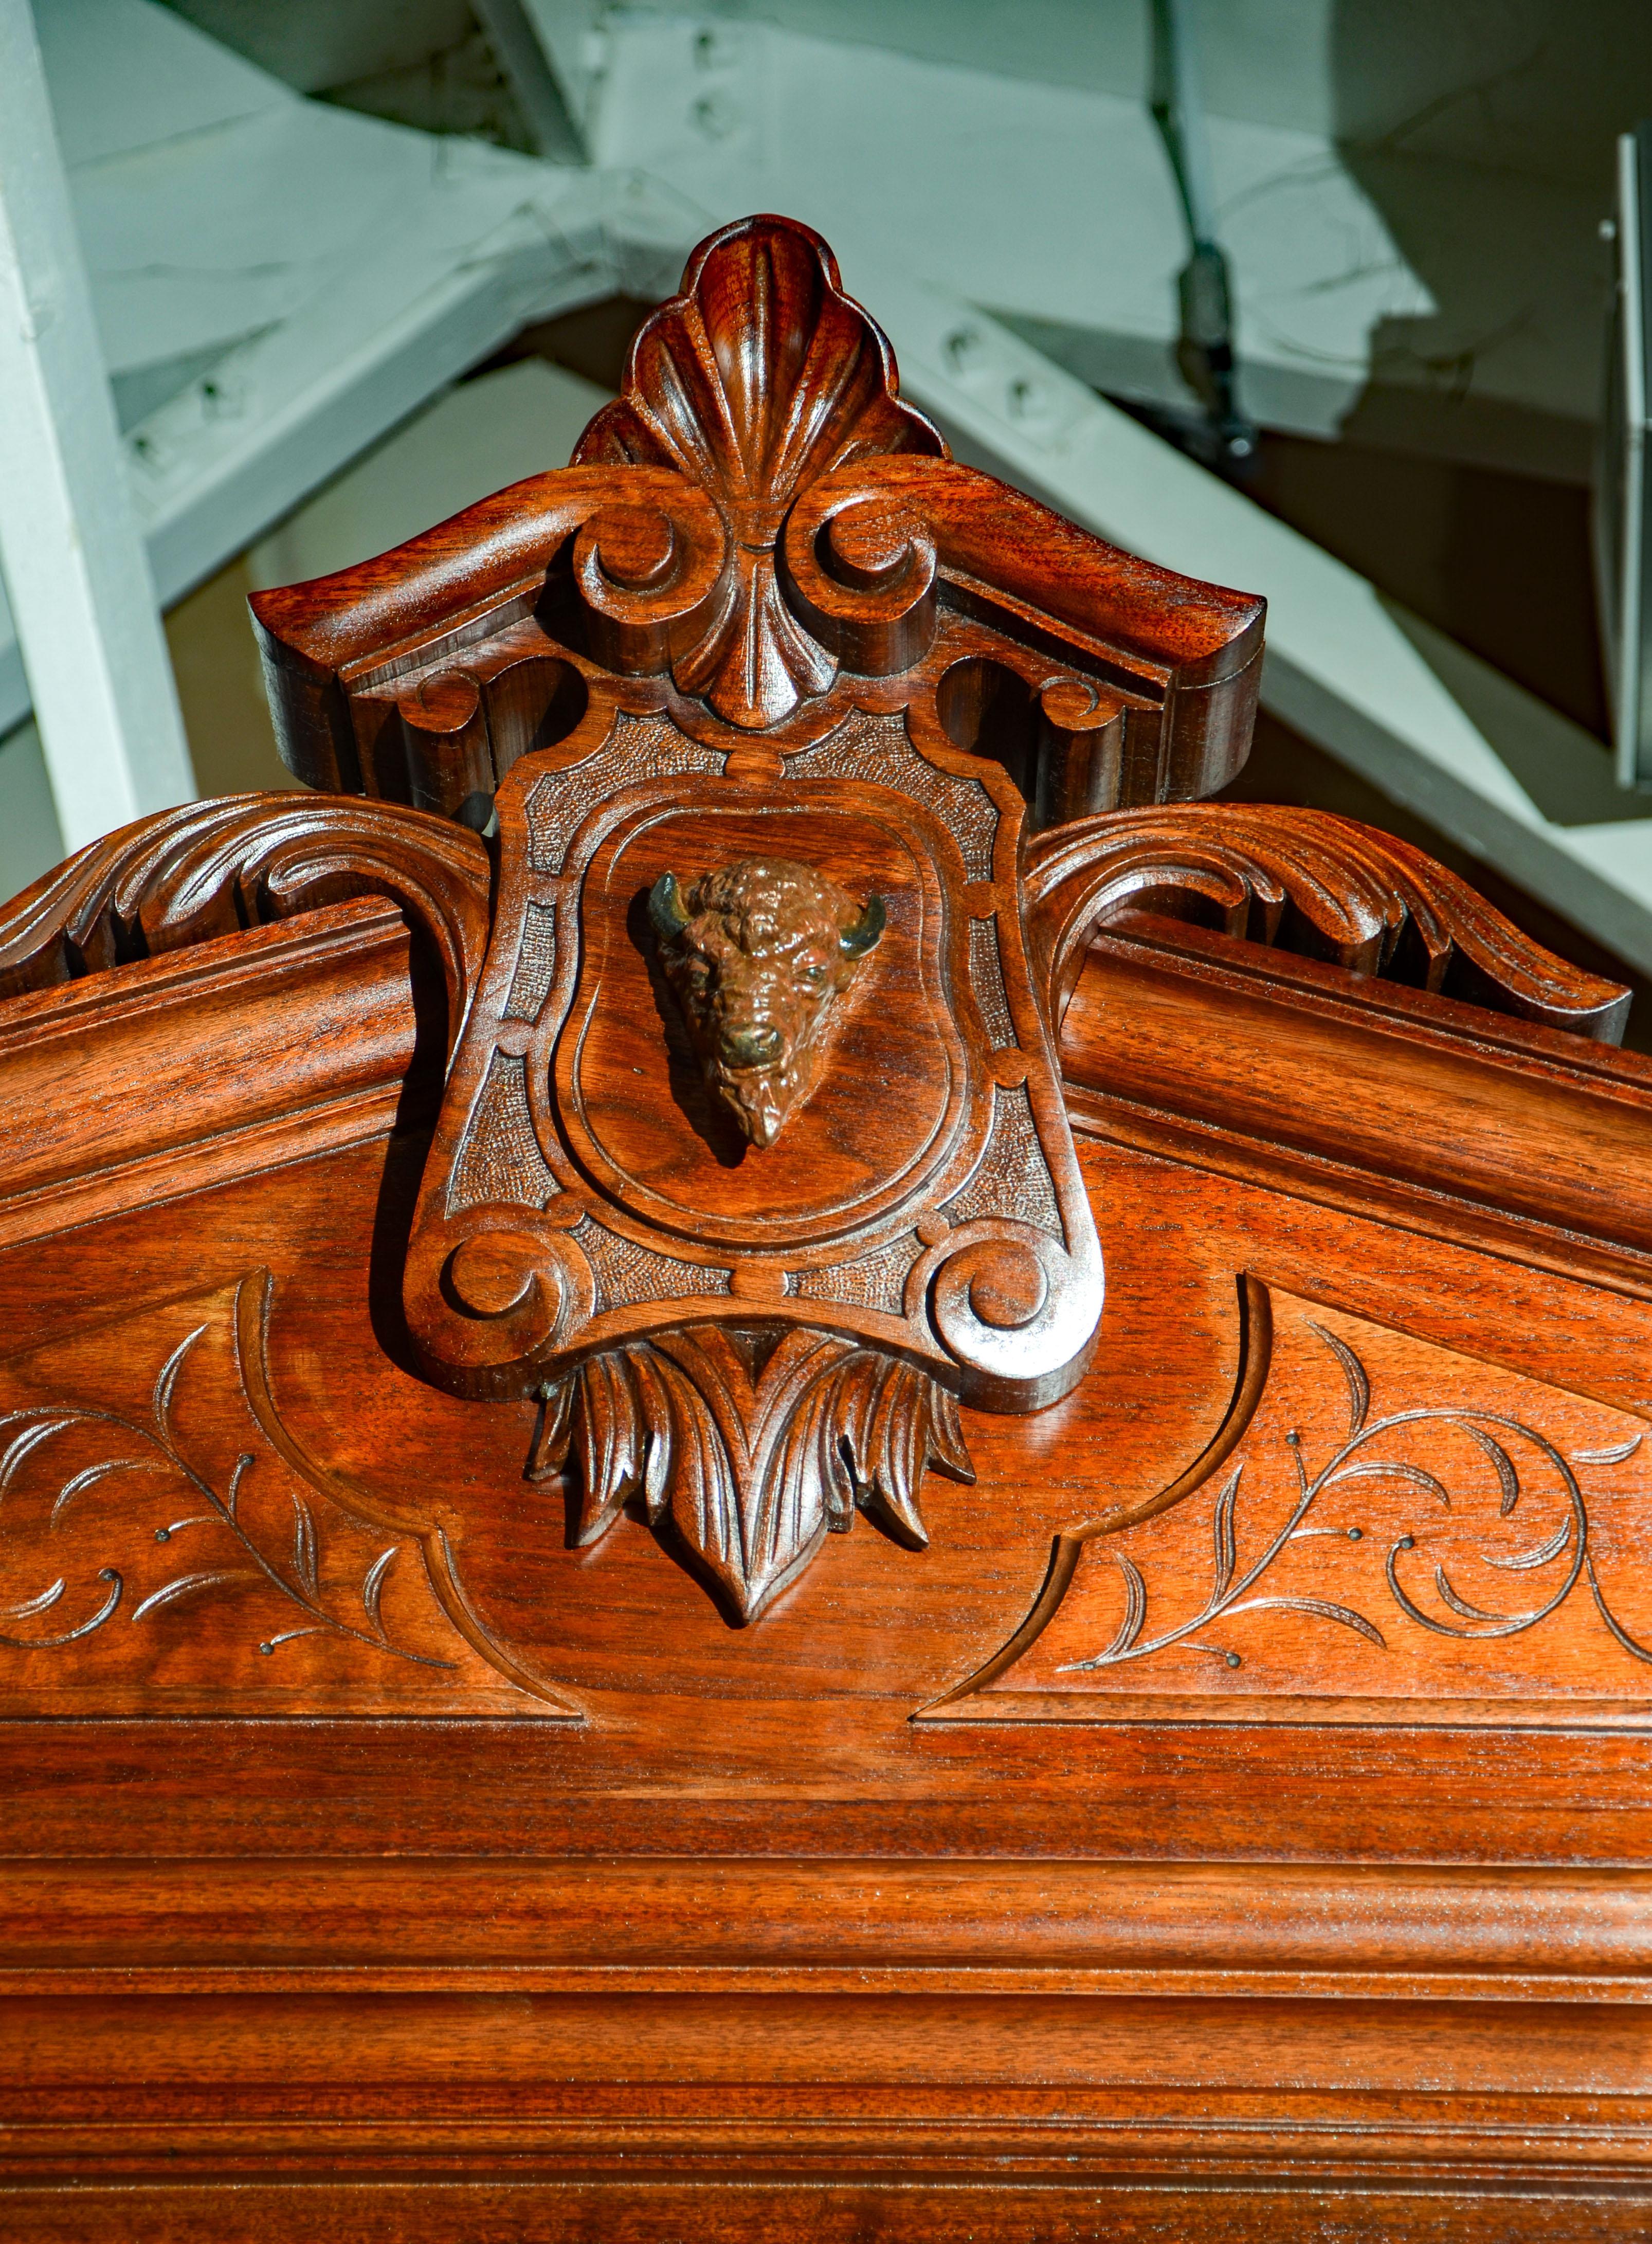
[649,857,885,1148]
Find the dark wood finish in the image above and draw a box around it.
[249,214,1264,816]
[0,213,1648,2237]
[1026,799,1634,1039]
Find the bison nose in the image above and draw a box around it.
[722,1024,782,1067]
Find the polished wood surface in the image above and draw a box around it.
[0,215,1647,2238]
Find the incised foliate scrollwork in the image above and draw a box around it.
[1062,1321,1652,1678]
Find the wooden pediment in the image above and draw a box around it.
[7,211,1652,2230]
[233,212,1273,1624]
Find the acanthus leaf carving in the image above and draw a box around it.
[0,793,493,1047]
[1024,802,1632,1040]
[531,1323,974,1623]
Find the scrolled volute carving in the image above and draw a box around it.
[1024,802,1632,1041]
[250,215,1267,812]
[0,794,493,1047]
[570,492,730,683]
[779,482,940,680]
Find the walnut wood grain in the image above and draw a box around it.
[1061,913,1652,1265]
[0,900,417,1247]
[1026,800,1632,1038]
[0,790,492,1048]
[1,208,1650,2236]
[9,1855,1649,1993]
[5,2185,1649,2244]
[249,215,1264,815]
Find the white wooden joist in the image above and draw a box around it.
[0,0,637,749]
[6,0,1641,970]
[577,8,1607,481]
[0,0,193,849]
[864,264,1652,981]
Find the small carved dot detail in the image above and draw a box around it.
[968,916,1016,1049]
[576,1218,731,1312]
[942,1082,1061,1239]
[792,1232,922,1315]
[787,711,998,882]
[447,1052,560,1215]
[503,899,557,1021]
[527,714,725,874]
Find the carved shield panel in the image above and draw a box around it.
[247,213,1265,1620]
[398,697,1100,1617]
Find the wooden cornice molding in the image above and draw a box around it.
[8,216,1652,2234]
[1060,913,1652,1293]
[0,792,492,1049]
[0,214,1624,1637]
[5,1853,1651,1999]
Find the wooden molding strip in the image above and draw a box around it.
[5,1856,1652,1993]
[0,901,417,1246]
[1062,918,1652,1265]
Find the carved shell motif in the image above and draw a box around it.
[574,214,947,729]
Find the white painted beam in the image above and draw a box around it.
[537,15,1652,968]
[0,1,646,750]
[866,266,1652,978]
[473,0,589,162]
[584,11,1605,481]
[509,0,607,152]
[0,0,193,849]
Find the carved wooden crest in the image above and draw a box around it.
[248,214,1266,1620]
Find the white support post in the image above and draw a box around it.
[0,0,194,855]
[473,0,588,163]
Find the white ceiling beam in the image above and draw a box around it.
[0,0,193,850]
[0,1,656,753]
[866,265,1652,979]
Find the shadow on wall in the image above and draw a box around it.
[1329,0,1649,476]
[1233,0,1652,749]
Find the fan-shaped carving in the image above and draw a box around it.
[574,214,946,729]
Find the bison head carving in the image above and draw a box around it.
[648,856,885,1148]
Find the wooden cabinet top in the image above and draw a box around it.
[1,213,1648,2239]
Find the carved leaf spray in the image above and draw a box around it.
[923,1281,1652,1726]
[1059,1320,1652,1676]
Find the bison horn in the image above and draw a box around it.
[649,871,691,942]
[839,894,886,959]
